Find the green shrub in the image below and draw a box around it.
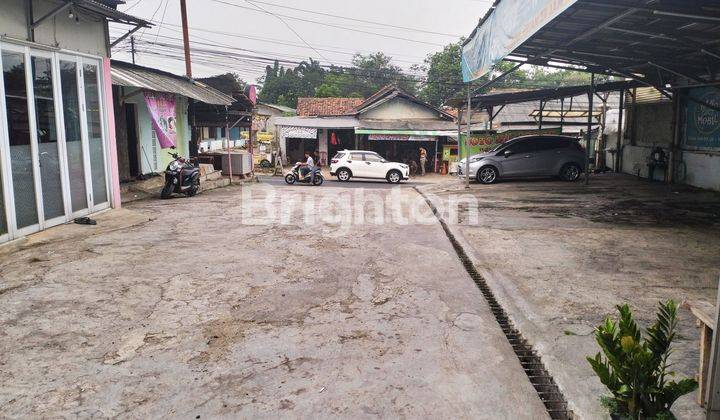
[587,300,698,419]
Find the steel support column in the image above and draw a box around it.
[585,73,595,185]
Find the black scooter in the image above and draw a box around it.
[285,163,324,186]
[161,150,200,199]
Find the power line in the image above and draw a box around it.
[215,0,462,38]
[243,0,332,63]
[208,0,446,47]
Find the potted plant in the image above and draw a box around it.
[587,300,698,419]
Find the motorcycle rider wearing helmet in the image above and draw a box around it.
[298,151,314,180]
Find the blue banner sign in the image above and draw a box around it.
[462,0,578,82]
[686,87,720,149]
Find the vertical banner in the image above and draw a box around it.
[144,91,177,149]
[462,0,578,82]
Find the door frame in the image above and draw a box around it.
[0,41,112,244]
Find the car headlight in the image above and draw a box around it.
[471,156,484,163]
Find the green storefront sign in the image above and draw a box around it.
[459,128,562,158]
[686,87,720,149]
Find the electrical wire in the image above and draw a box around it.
[209,0,446,47]
[212,0,462,38]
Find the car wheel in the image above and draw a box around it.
[477,166,498,184]
[386,170,402,184]
[337,168,351,182]
[560,163,581,182]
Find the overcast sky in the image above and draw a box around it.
[110,0,492,83]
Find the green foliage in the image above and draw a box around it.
[587,301,697,419]
[258,53,413,107]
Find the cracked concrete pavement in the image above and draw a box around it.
[0,181,548,418]
[421,173,720,420]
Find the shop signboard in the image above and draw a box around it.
[685,87,720,149]
[459,128,562,157]
[368,134,436,142]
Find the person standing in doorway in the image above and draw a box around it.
[419,147,428,176]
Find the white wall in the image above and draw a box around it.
[0,0,108,56]
[361,97,439,120]
[682,151,720,191]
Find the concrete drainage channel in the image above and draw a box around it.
[416,188,573,420]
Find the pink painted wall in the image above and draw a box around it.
[103,57,121,208]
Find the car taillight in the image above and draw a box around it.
[331,159,339,164]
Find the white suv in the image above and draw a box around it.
[330,150,410,184]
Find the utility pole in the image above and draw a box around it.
[180,0,192,78]
[130,36,136,64]
[179,0,199,161]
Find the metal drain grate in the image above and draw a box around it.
[417,188,573,420]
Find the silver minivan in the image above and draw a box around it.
[458,135,586,184]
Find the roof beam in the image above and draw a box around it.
[31,1,72,29]
[647,61,704,83]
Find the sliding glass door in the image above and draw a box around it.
[0,42,111,242]
[2,47,39,233]
[59,58,89,214]
[31,54,65,224]
[82,62,109,208]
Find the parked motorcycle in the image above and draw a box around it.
[285,163,324,186]
[161,150,200,199]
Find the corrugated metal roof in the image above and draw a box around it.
[78,0,151,27]
[111,61,233,106]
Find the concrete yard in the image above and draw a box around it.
[422,173,720,419]
[0,181,548,418]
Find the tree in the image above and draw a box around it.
[197,72,246,97]
[416,41,463,107]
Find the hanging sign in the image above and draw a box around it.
[144,91,176,149]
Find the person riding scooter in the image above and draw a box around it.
[298,151,315,181]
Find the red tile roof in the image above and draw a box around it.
[296,97,365,117]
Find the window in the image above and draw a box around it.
[534,137,570,151]
[349,153,363,161]
[333,152,346,160]
[504,139,535,154]
[363,153,384,162]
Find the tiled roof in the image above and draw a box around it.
[296,97,365,117]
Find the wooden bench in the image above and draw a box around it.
[683,299,716,407]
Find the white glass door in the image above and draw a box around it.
[29,52,66,227]
[58,56,89,216]
[80,59,109,210]
[1,45,41,236]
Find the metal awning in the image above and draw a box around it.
[274,116,359,129]
[111,61,233,106]
[464,0,720,89]
[448,80,642,109]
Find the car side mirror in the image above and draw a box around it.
[503,150,513,158]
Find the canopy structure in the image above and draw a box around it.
[463,0,720,89]
[448,80,642,109]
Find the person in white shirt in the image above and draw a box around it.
[299,151,314,180]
